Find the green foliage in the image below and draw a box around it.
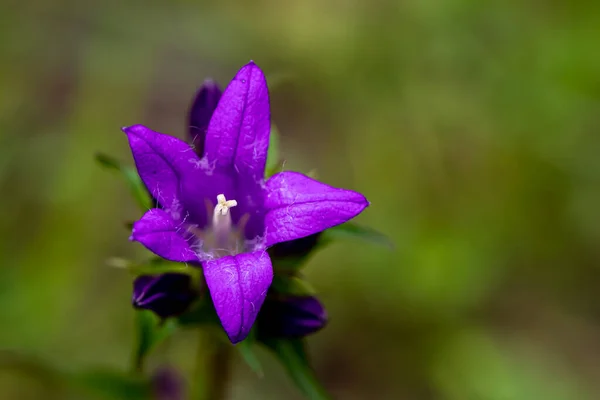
[321,222,393,249]
[95,152,152,211]
[106,257,191,276]
[431,330,591,400]
[271,274,316,296]
[261,339,331,400]
[270,223,391,273]
[0,353,151,400]
[72,369,151,400]
[236,329,264,377]
[132,311,178,373]
[265,124,283,178]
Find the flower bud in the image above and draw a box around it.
[132,273,197,319]
[187,80,222,155]
[258,295,327,338]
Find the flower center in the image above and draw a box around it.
[188,194,247,261]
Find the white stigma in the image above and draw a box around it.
[212,193,238,245]
[214,194,238,217]
[213,194,237,234]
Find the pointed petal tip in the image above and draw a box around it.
[264,172,370,246]
[122,124,148,135]
[355,192,370,208]
[226,324,257,343]
[198,79,222,93]
[204,61,270,176]
[203,252,273,344]
[229,335,245,345]
[238,60,264,75]
[121,126,135,134]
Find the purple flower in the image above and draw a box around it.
[124,61,369,343]
[188,80,222,156]
[132,273,197,318]
[258,296,327,338]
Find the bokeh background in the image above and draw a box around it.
[2,1,600,399]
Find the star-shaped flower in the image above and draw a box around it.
[124,61,369,343]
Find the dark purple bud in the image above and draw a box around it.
[267,232,322,260]
[187,80,222,155]
[132,273,197,319]
[258,296,328,339]
[151,366,186,400]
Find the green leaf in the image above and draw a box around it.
[132,310,178,373]
[262,339,331,400]
[265,124,282,178]
[271,275,316,296]
[270,223,390,272]
[321,222,393,249]
[0,352,151,400]
[236,329,264,377]
[95,152,152,211]
[106,257,191,276]
[306,169,319,179]
[72,369,150,400]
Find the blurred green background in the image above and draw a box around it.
[1,0,600,399]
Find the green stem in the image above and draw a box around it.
[193,328,232,400]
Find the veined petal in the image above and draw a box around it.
[203,251,273,343]
[124,125,199,216]
[130,209,198,263]
[188,80,222,156]
[204,61,270,178]
[264,171,369,246]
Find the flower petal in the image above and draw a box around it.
[123,125,199,216]
[203,251,273,343]
[264,171,369,246]
[188,80,222,156]
[131,209,198,263]
[204,61,270,178]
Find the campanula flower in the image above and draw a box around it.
[132,273,196,318]
[257,295,327,338]
[124,61,369,343]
